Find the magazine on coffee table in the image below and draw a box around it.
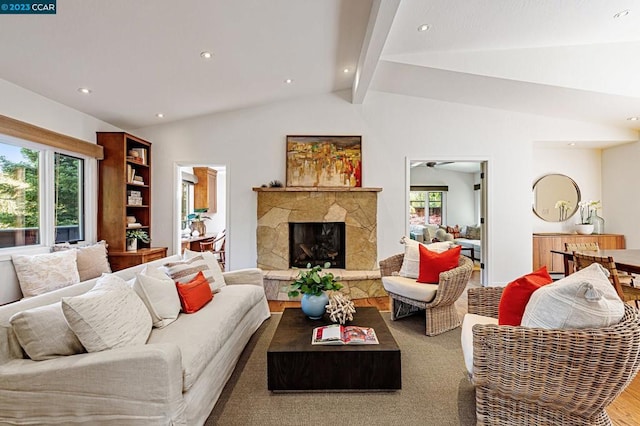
[312,324,379,345]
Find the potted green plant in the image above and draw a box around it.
[187,208,211,236]
[288,262,343,319]
[125,229,150,251]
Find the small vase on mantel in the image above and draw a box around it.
[589,212,605,234]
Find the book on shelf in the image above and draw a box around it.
[127,223,142,228]
[312,324,379,345]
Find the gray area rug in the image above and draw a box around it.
[206,312,476,425]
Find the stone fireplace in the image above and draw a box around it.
[253,187,381,270]
[253,187,384,300]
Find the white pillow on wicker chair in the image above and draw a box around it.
[398,236,452,279]
[521,263,624,329]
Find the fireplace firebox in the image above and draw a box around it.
[289,222,345,269]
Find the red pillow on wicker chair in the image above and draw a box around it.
[417,245,461,284]
[498,266,553,326]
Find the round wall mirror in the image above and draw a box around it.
[532,174,581,222]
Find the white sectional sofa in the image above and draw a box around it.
[0,254,270,425]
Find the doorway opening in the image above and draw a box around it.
[176,164,227,268]
[407,159,488,285]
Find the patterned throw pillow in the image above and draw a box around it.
[465,226,481,240]
[446,225,461,239]
[176,249,226,292]
[52,240,111,281]
[12,250,80,297]
[62,274,152,353]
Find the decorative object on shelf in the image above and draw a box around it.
[326,293,355,324]
[188,208,210,236]
[288,262,343,320]
[588,201,605,234]
[268,180,283,188]
[575,224,594,235]
[126,216,136,224]
[576,200,600,235]
[286,135,362,187]
[125,229,150,251]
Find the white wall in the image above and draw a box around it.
[532,147,603,233]
[409,167,476,226]
[135,90,636,285]
[602,141,640,247]
[0,79,122,304]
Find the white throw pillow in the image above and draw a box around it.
[398,237,452,279]
[521,263,625,329]
[132,265,181,328]
[170,249,227,292]
[13,250,80,297]
[10,302,85,360]
[52,240,111,281]
[62,274,152,352]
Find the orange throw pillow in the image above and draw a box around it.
[417,245,461,284]
[498,266,553,326]
[175,271,213,313]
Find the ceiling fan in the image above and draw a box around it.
[425,161,454,168]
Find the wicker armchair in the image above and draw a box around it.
[379,254,473,336]
[467,286,640,425]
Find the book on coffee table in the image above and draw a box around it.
[312,324,379,345]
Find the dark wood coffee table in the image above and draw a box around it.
[267,307,401,391]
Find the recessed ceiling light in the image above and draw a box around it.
[343,68,350,73]
[200,51,213,59]
[614,9,630,18]
[156,113,164,118]
[284,78,293,84]
[77,87,91,94]
[568,142,576,146]
[417,24,430,32]
[627,116,639,121]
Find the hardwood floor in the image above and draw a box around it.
[268,271,640,425]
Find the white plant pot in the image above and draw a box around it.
[575,224,594,235]
[126,238,138,251]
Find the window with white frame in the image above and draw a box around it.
[0,138,87,249]
[409,186,448,226]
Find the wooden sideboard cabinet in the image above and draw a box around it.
[533,233,626,273]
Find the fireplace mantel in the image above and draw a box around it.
[253,187,381,192]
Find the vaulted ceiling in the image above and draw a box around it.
[1,0,639,133]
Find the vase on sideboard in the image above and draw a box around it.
[589,212,605,234]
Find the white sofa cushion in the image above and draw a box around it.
[9,302,85,360]
[382,275,438,303]
[460,313,498,375]
[62,274,152,352]
[398,237,452,279]
[147,284,265,391]
[522,263,624,329]
[132,265,181,328]
[52,240,111,281]
[12,250,80,297]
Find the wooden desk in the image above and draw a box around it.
[181,233,216,253]
[551,249,640,276]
